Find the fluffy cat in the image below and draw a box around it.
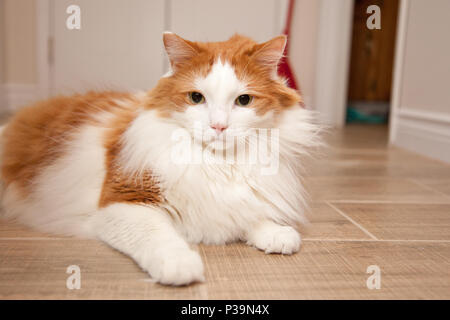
[0,33,321,286]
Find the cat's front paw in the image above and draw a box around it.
[143,247,205,286]
[247,223,301,255]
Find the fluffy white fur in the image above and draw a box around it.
[0,60,320,286]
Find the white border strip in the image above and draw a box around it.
[302,238,450,243]
[389,0,410,144]
[36,0,51,100]
[399,109,450,125]
[328,200,450,204]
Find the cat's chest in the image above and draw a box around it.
[161,164,267,244]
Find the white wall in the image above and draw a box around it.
[49,0,287,96]
[50,0,166,95]
[0,0,4,84]
[0,0,38,114]
[289,0,353,126]
[289,0,320,108]
[398,0,450,114]
[170,0,286,43]
[1,0,36,84]
[390,0,450,163]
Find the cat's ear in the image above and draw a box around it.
[252,35,287,70]
[163,32,199,70]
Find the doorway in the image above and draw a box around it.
[346,0,399,125]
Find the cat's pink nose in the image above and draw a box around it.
[210,123,228,135]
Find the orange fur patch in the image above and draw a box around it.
[1,91,136,193]
[98,110,163,208]
[1,89,164,208]
[99,169,162,208]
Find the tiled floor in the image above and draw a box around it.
[1,124,449,299]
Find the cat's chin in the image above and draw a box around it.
[200,137,233,152]
[208,139,231,150]
[200,132,252,154]
[198,131,225,144]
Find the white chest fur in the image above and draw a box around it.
[119,109,316,244]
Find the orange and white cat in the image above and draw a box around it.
[0,33,320,285]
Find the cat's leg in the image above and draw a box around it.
[245,220,301,255]
[93,202,204,286]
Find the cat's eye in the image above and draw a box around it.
[235,94,253,107]
[188,92,205,104]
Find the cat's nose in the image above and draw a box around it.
[210,123,228,135]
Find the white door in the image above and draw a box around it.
[170,0,288,42]
[49,0,287,96]
[50,0,166,95]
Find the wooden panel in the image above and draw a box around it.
[305,177,449,203]
[306,124,450,179]
[323,124,389,149]
[0,220,59,239]
[2,125,450,299]
[0,240,449,299]
[347,0,399,101]
[303,149,450,179]
[415,179,450,197]
[334,203,450,240]
[299,203,371,240]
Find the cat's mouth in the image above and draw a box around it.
[200,127,244,142]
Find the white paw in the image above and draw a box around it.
[247,223,301,255]
[143,247,205,286]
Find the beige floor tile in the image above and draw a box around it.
[299,203,371,240]
[0,219,61,239]
[323,124,388,150]
[0,206,371,242]
[331,203,450,241]
[2,124,450,299]
[305,177,450,203]
[304,161,450,179]
[304,148,450,179]
[0,240,448,299]
[414,179,450,197]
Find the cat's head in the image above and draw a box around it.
[146,32,302,146]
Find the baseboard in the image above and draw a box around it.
[392,109,450,164]
[0,84,39,117]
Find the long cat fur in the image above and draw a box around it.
[0,33,321,285]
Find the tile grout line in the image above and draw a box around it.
[0,237,449,243]
[0,237,76,240]
[409,178,450,200]
[325,199,450,204]
[325,201,379,240]
[302,238,450,243]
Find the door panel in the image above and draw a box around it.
[51,0,165,95]
[347,0,399,102]
[170,0,286,42]
[50,0,287,96]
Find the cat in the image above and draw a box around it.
[0,32,321,286]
